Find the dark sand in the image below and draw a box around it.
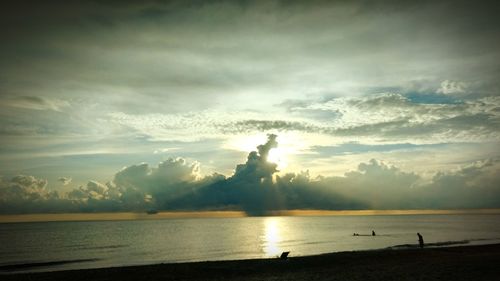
[3,244,500,281]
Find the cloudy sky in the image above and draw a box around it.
[1,0,499,214]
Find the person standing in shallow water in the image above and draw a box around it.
[417,233,424,248]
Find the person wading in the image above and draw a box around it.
[417,233,424,249]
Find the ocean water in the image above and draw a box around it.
[1,214,500,273]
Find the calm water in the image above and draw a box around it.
[1,214,500,273]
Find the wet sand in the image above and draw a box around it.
[3,244,500,281]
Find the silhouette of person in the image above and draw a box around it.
[372,230,376,236]
[417,233,424,248]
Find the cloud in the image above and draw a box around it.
[1,1,499,177]
[0,1,499,215]
[222,120,318,134]
[280,93,500,143]
[310,142,447,156]
[2,135,499,215]
[437,80,467,95]
[2,0,500,117]
[111,158,206,209]
[0,175,62,213]
[322,159,422,209]
[422,159,500,208]
[107,92,499,144]
[88,96,497,160]
[233,134,278,180]
[0,96,70,112]
[330,158,500,209]
[58,177,72,185]
[0,175,50,201]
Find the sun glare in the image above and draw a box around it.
[268,147,288,170]
[225,133,307,171]
[262,217,282,257]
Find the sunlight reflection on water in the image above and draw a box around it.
[2,214,500,273]
[262,217,283,257]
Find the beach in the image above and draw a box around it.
[3,243,499,281]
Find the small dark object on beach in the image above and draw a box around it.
[417,233,424,248]
[3,244,500,281]
[280,251,290,260]
[372,230,376,236]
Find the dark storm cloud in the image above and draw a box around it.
[2,135,500,214]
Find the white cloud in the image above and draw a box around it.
[437,80,467,95]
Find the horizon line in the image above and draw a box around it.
[1,209,500,223]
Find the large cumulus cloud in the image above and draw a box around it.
[2,135,500,215]
[0,175,63,213]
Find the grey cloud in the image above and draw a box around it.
[172,135,365,215]
[57,177,72,185]
[232,134,278,181]
[2,135,500,214]
[68,181,109,201]
[0,0,499,165]
[0,96,70,112]
[103,158,226,211]
[0,175,63,213]
[0,175,50,201]
[419,159,500,209]
[271,93,500,142]
[318,159,421,209]
[66,180,124,212]
[315,158,500,209]
[1,0,499,114]
[1,1,499,214]
[221,120,320,134]
[311,142,449,156]
[330,120,411,136]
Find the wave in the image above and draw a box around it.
[79,244,127,250]
[304,240,333,245]
[388,237,500,250]
[389,240,470,249]
[0,258,100,272]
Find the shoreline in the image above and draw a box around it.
[3,243,500,281]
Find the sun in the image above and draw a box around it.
[225,133,307,171]
[267,147,288,170]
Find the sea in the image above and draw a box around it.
[1,213,500,273]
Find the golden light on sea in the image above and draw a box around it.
[262,217,283,257]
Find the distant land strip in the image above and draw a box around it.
[1,209,500,223]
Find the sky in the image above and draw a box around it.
[1,0,500,214]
